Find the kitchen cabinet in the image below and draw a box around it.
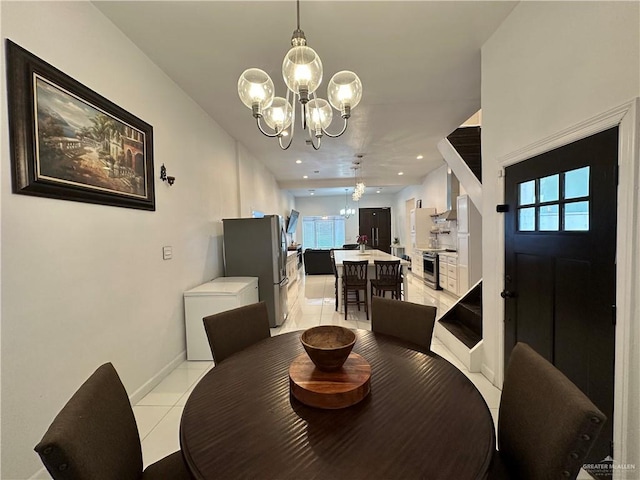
[456,195,482,295]
[412,249,424,278]
[438,253,458,296]
[286,251,299,287]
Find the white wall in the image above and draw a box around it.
[237,142,294,219]
[394,164,458,251]
[481,0,640,469]
[0,2,289,478]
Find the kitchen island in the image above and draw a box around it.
[333,249,410,313]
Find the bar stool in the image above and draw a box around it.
[343,260,369,320]
[330,249,338,311]
[370,260,402,300]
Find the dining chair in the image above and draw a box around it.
[34,362,193,480]
[488,342,606,480]
[203,301,271,364]
[371,296,436,351]
[342,260,369,320]
[370,260,402,300]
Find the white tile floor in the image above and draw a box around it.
[132,272,505,469]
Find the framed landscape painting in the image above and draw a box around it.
[5,40,155,211]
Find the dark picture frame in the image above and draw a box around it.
[5,39,155,211]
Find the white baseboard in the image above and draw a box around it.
[29,466,49,479]
[481,363,496,386]
[129,350,186,405]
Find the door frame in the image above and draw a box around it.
[491,98,639,470]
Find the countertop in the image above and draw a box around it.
[333,249,409,266]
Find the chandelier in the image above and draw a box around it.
[351,161,365,201]
[340,189,356,218]
[237,0,363,150]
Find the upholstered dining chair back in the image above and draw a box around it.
[34,363,193,480]
[203,301,271,364]
[371,297,436,351]
[491,342,606,480]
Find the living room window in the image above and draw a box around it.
[302,216,346,249]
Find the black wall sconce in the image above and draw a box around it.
[159,164,175,186]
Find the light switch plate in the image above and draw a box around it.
[162,246,173,260]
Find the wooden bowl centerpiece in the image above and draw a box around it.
[300,326,356,371]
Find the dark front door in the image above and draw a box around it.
[359,208,391,253]
[504,127,617,464]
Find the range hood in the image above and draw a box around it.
[437,169,459,220]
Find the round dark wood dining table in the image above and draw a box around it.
[180,330,496,480]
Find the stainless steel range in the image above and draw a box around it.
[422,252,441,290]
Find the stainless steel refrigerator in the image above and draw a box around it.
[222,216,288,327]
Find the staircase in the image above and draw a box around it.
[446,126,481,182]
[439,281,482,347]
[435,280,484,372]
[435,123,484,372]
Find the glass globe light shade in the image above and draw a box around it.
[238,68,275,111]
[327,71,362,111]
[282,46,323,95]
[263,97,293,132]
[306,98,333,131]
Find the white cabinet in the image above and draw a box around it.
[286,251,299,306]
[457,235,470,293]
[438,254,458,296]
[286,252,298,287]
[456,195,482,294]
[412,250,424,278]
[184,277,259,360]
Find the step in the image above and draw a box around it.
[455,302,482,336]
[438,317,482,349]
[434,321,484,373]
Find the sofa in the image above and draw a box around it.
[303,249,334,275]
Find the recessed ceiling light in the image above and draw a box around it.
[398,172,404,176]
[303,175,308,179]
[310,192,314,195]
[417,155,423,160]
[296,160,302,164]
[376,190,381,193]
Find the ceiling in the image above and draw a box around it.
[94,1,517,198]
